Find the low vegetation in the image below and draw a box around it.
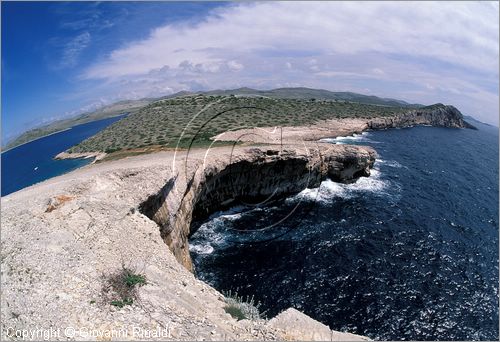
[223,289,265,321]
[6,87,422,151]
[102,267,147,308]
[67,95,406,154]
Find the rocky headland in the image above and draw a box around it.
[1,143,373,341]
[1,102,474,340]
[139,143,376,271]
[214,104,475,145]
[367,104,476,130]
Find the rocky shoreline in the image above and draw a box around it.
[140,143,376,271]
[53,104,474,164]
[213,104,475,145]
[54,151,107,163]
[1,103,476,340]
[1,144,372,341]
[367,104,476,130]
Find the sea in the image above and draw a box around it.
[190,122,499,340]
[1,115,125,196]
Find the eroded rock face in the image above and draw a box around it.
[2,147,373,340]
[368,104,476,130]
[210,104,476,147]
[140,144,376,271]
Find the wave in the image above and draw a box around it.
[376,159,405,168]
[320,132,368,145]
[191,205,272,254]
[189,243,214,255]
[320,132,385,145]
[289,168,398,204]
[190,214,235,255]
[206,205,247,221]
[191,166,400,253]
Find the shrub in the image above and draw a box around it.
[105,147,120,154]
[102,267,146,308]
[223,289,264,321]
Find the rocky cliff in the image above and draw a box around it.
[137,104,471,271]
[1,144,372,340]
[211,103,476,146]
[368,104,476,130]
[140,143,376,271]
[0,101,472,340]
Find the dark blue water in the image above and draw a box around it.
[190,123,499,340]
[1,115,125,196]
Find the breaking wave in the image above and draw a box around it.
[376,159,405,168]
[191,125,499,340]
[320,132,381,145]
[290,168,398,204]
[191,167,398,257]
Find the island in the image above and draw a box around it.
[1,89,474,340]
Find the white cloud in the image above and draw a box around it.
[59,31,91,68]
[227,60,244,72]
[314,70,384,79]
[80,1,499,124]
[84,2,498,78]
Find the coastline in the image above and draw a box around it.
[1,144,372,340]
[0,104,478,340]
[1,127,73,154]
[54,151,107,163]
[9,104,475,199]
[212,105,475,145]
[2,112,129,154]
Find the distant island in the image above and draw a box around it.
[3,99,150,151]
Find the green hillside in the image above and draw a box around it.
[5,87,421,151]
[203,87,422,107]
[67,94,407,155]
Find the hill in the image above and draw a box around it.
[203,87,422,107]
[65,94,408,156]
[4,88,421,150]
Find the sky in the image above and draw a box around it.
[2,1,499,144]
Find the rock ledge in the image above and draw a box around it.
[1,144,373,340]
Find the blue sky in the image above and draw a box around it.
[2,1,499,144]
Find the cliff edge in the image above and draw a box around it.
[213,103,476,145]
[140,143,376,271]
[367,104,476,130]
[1,144,372,341]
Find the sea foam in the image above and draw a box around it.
[289,168,395,203]
[320,132,376,145]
